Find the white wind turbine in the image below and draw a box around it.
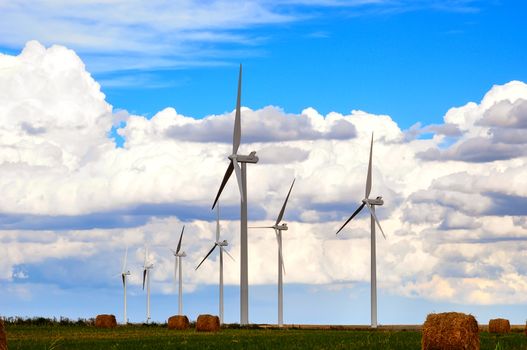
[195,205,235,324]
[171,226,186,316]
[336,133,387,328]
[142,246,154,323]
[120,247,131,324]
[250,179,295,327]
[211,64,258,325]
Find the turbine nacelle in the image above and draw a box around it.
[232,151,258,164]
[175,251,187,257]
[217,240,229,247]
[274,223,288,231]
[121,271,131,276]
[362,196,384,206]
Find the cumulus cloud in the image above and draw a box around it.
[417,81,527,163]
[132,105,357,145]
[1,42,527,307]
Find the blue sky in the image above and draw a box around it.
[96,1,527,128]
[1,0,527,326]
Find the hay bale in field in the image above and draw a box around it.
[422,312,479,350]
[0,319,7,350]
[196,314,220,332]
[489,318,510,334]
[95,314,117,328]
[167,315,190,330]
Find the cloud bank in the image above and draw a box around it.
[0,41,526,307]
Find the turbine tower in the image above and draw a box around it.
[195,204,235,324]
[336,133,387,328]
[250,179,295,327]
[142,246,154,323]
[120,247,131,324]
[211,64,258,325]
[171,226,186,316]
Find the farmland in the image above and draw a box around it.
[4,322,527,350]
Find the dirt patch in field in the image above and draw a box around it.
[196,314,220,332]
[167,315,189,330]
[95,315,117,328]
[489,318,510,334]
[422,312,479,350]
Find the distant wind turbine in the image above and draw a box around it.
[211,64,258,325]
[142,246,154,323]
[171,226,187,316]
[195,205,235,324]
[120,247,131,325]
[250,179,295,327]
[336,133,387,328]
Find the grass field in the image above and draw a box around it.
[4,323,527,350]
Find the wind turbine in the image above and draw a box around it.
[195,205,235,324]
[250,179,295,327]
[211,64,258,325]
[120,247,131,325]
[171,226,186,316]
[336,133,386,328]
[142,246,154,323]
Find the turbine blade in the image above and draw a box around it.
[365,133,373,198]
[275,229,286,275]
[248,226,274,229]
[276,178,295,226]
[121,246,128,273]
[216,204,220,242]
[366,203,387,240]
[232,158,244,200]
[233,64,242,155]
[121,273,125,288]
[212,162,234,210]
[195,244,218,270]
[336,202,366,235]
[176,226,185,254]
[224,248,235,261]
[142,269,147,290]
[280,249,286,275]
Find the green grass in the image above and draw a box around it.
[5,324,527,350]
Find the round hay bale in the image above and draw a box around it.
[422,312,479,350]
[489,318,510,334]
[196,314,220,332]
[167,315,190,330]
[95,314,117,328]
[0,319,7,350]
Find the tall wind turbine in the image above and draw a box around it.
[142,246,154,323]
[120,247,131,325]
[171,226,186,316]
[336,133,386,328]
[250,179,295,327]
[195,205,235,324]
[211,64,258,325]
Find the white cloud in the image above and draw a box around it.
[1,41,527,306]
